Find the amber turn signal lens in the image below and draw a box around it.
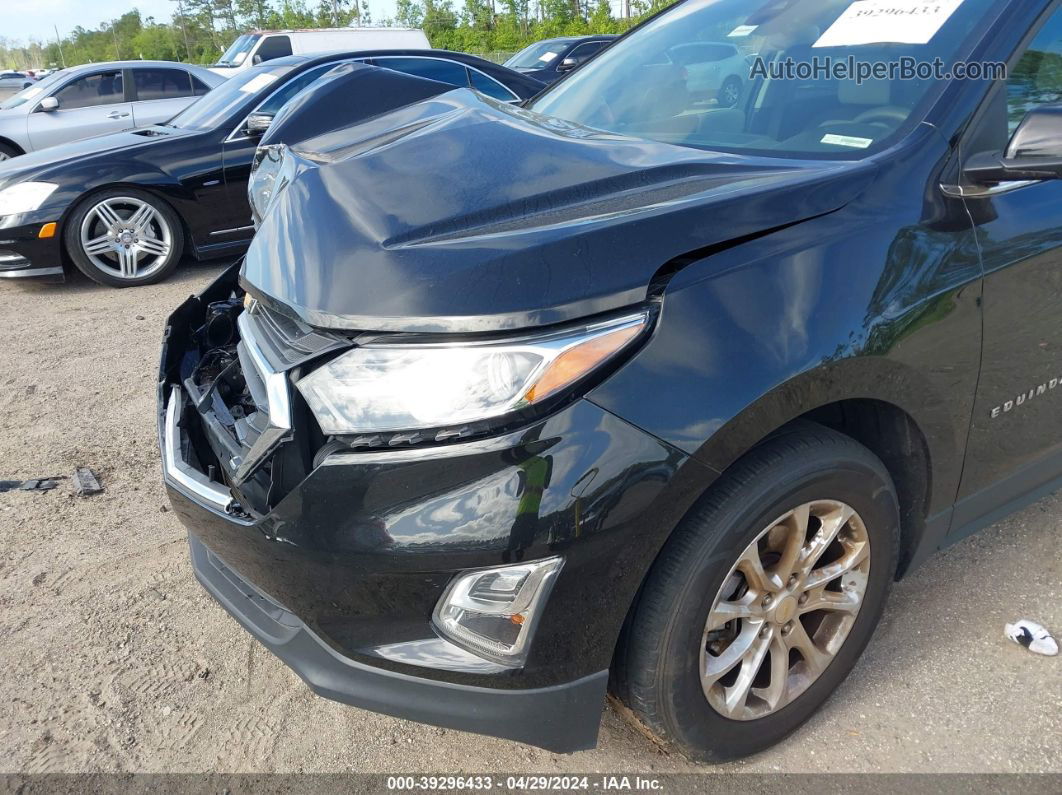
[38,222,57,239]
[524,323,643,403]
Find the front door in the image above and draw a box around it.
[218,62,341,238]
[27,69,132,150]
[953,6,1062,531]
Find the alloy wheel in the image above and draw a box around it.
[699,500,871,721]
[78,196,173,281]
[722,80,741,107]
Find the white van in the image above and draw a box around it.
[209,28,430,77]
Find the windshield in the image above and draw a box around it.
[0,69,68,110]
[216,34,261,67]
[168,64,295,131]
[506,40,574,70]
[531,0,999,158]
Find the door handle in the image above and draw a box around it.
[106,111,130,119]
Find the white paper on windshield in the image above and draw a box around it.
[813,0,965,48]
[728,25,758,38]
[239,73,278,93]
[822,133,874,149]
[233,52,247,64]
[538,51,558,62]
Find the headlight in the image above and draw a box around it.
[0,182,58,217]
[295,310,650,436]
[433,557,563,665]
[248,144,292,226]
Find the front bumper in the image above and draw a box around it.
[190,531,607,752]
[159,264,703,751]
[0,212,65,281]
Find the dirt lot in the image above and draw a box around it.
[0,261,1059,775]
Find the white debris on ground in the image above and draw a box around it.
[1005,619,1060,657]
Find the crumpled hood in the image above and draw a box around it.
[243,90,877,333]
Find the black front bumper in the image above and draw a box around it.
[0,212,65,281]
[190,532,608,752]
[160,264,704,752]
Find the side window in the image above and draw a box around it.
[254,63,337,116]
[566,41,608,66]
[134,68,193,101]
[467,68,518,101]
[255,35,293,63]
[53,71,124,110]
[191,75,213,96]
[374,57,470,88]
[1008,10,1062,135]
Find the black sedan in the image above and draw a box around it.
[0,51,542,287]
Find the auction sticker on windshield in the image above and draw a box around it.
[814,0,965,48]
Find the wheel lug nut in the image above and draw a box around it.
[782,622,793,636]
[762,594,773,608]
[798,593,808,605]
[759,626,771,639]
[788,574,799,588]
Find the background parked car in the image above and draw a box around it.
[0,71,35,100]
[209,27,430,77]
[0,51,541,287]
[668,41,748,108]
[504,35,618,84]
[0,61,224,161]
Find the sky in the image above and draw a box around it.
[2,0,402,45]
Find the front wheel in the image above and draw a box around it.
[65,189,184,287]
[615,423,899,762]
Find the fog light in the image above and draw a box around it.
[432,557,563,666]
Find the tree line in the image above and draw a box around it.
[0,0,679,70]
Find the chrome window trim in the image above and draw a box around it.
[940,180,1042,198]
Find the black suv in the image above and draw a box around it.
[160,0,1062,763]
[504,35,618,84]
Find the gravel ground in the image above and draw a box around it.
[0,261,1059,776]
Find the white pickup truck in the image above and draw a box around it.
[209,28,431,78]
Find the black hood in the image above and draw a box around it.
[0,126,198,189]
[243,90,877,333]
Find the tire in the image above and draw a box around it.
[0,142,19,161]
[64,188,184,288]
[614,422,899,762]
[719,76,742,108]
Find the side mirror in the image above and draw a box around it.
[38,96,59,112]
[245,112,273,136]
[252,54,263,66]
[557,57,578,73]
[964,105,1062,184]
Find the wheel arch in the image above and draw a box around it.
[0,135,25,157]
[57,181,193,261]
[687,357,952,578]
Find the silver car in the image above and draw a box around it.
[0,71,35,100]
[0,61,224,161]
